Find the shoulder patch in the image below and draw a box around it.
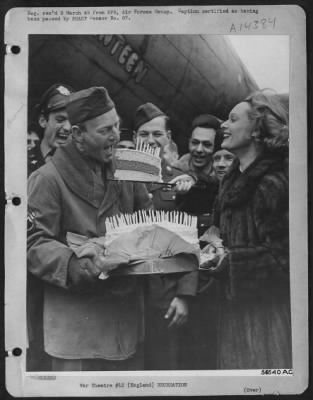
[27,210,37,233]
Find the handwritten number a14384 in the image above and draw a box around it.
[229,17,276,33]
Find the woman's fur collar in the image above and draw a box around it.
[219,154,287,209]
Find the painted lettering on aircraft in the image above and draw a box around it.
[94,35,149,84]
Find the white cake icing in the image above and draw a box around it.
[114,144,162,182]
[104,210,198,246]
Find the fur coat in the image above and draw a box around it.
[213,154,292,369]
[214,155,289,300]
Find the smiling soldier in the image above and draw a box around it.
[173,114,220,218]
[133,103,198,370]
[211,129,236,182]
[174,114,220,180]
[38,84,73,155]
[28,84,74,176]
[27,83,74,370]
[171,114,222,369]
[27,87,152,371]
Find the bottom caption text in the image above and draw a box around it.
[79,381,188,390]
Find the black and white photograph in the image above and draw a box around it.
[4,4,308,397]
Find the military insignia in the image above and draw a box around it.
[27,210,36,233]
[56,85,71,96]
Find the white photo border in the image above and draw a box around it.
[4,4,308,396]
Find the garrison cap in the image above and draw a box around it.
[66,87,115,125]
[37,83,74,114]
[213,129,225,153]
[191,114,221,132]
[119,128,134,142]
[134,102,166,131]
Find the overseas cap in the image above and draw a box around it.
[134,102,166,131]
[191,114,221,132]
[213,129,225,153]
[66,86,115,125]
[37,83,74,114]
[119,128,134,142]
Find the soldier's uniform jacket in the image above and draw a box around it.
[145,161,198,309]
[27,140,152,360]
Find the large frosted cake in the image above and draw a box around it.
[114,142,162,182]
[105,210,198,246]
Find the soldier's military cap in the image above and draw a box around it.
[134,102,166,131]
[37,83,74,114]
[66,87,115,125]
[213,129,226,153]
[191,114,221,132]
[119,128,133,142]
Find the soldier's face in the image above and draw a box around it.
[212,149,236,180]
[27,131,40,150]
[81,108,120,164]
[135,116,170,151]
[41,109,71,151]
[189,127,216,169]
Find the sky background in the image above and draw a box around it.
[226,35,289,94]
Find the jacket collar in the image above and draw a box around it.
[51,139,116,209]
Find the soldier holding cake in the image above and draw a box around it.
[27,87,201,372]
[27,87,153,371]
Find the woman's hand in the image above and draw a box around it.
[200,250,228,277]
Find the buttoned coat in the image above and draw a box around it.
[27,140,152,360]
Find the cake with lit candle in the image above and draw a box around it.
[102,210,199,275]
[104,210,198,246]
[66,210,199,277]
[114,142,162,182]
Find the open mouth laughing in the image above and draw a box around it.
[56,131,70,142]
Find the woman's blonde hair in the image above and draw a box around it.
[244,89,289,155]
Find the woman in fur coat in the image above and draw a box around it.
[204,90,292,369]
